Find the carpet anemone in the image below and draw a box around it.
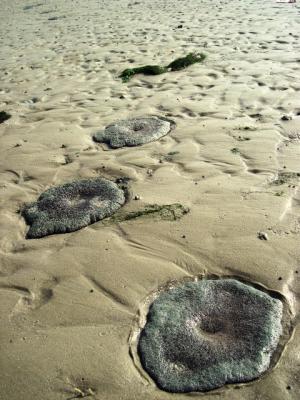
[137,278,284,393]
[93,116,175,148]
[22,177,126,239]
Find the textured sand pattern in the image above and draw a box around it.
[0,0,299,399]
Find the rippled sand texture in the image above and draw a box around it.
[0,0,300,399]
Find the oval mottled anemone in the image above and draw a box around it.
[138,278,284,393]
[93,116,175,148]
[22,178,126,239]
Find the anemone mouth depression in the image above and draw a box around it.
[93,116,175,148]
[22,177,126,239]
[133,277,290,393]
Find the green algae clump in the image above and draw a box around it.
[167,52,206,71]
[120,65,168,83]
[138,278,283,393]
[120,52,206,82]
[0,111,11,124]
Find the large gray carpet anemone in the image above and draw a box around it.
[137,278,284,393]
[93,116,175,148]
[22,178,126,239]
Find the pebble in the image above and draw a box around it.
[134,195,141,200]
[281,115,292,121]
[258,232,268,241]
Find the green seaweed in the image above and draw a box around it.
[120,65,168,83]
[104,203,189,223]
[167,52,206,71]
[0,111,11,124]
[120,52,206,82]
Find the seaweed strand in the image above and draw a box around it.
[120,52,206,82]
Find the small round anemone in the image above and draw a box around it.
[138,278,283,393]
[22,178,126,239]
[93,116,175,148]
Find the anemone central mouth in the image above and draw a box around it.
[64,195,88,207]
[136,279,285,393]
[133,123,145,131]
[198,319,224,335]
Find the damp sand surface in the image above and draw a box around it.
[0,0,300,399]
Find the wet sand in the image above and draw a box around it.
[0,0,299,399]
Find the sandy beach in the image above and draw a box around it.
[0,0,300,399]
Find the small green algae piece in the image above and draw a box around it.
[167,52,206,71]
[0,111,11,124]
[120,65,168,83]
[105,203,189,224]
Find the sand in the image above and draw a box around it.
[0,0,299,399]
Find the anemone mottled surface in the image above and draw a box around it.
[22,178,126,239]
[93,116,175,148]
[138,278,283,393]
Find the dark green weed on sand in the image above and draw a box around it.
[120,53,206,82]
[167,53,206,71]
[0,111,11,124]
[120,65,168,83]
[138,278,283,393]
